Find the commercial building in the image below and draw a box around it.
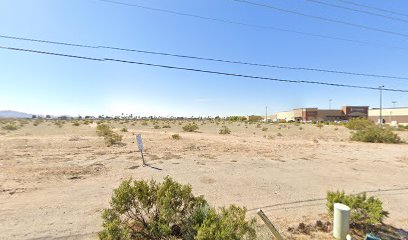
[271,106,369,122]
[368,107,408,125]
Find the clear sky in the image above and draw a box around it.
[1,0,408,117]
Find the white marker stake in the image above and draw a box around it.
[333,203,350,240]
[136,134,146,165]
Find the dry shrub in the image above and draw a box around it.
[182,123,199,132]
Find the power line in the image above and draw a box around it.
[1,44,407,93]
[2,34,408,80]
[335,0,408,18]
[94,0,408,51]
[232,0,408,38]
[305,0,408,23]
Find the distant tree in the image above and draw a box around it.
[248,115,263,122]
[32,115,37,119]
[45,115,51,119]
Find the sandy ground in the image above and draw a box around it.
[0,120,407,239]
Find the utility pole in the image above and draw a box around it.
[379,86,384,126]
[329,99,332,110]
[265,106,268,122]
[392,101,397,108]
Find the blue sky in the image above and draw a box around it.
[1,0,408,117]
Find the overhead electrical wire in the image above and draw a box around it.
[1,45,407,93]
[305,0,408,23]
[93,0,408,51]
[335,0,408,18]
[232,0,408,38]
[1,34,408,80]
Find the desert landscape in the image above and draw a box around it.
[0,119,407,239]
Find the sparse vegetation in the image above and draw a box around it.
[172,134,181,140]
[351,126,402,143]
[162,124,171,128]
[261,127,268,131]
[96,124,123,146]
[182,123,199,132]
[96,124,112,137]
[120,127,128,132]
[72,122,80,126]
[218,126,231,134]
[2,124,18,131]
[154,125,161,129]
[327,190,388,225]
[104,132,123,146]
[345,118,374,130]
[99,177,256,240]
[316,122,323,129]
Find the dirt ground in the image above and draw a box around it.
[0,119,407,239]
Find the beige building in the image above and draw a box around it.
[272,106,368,122]
[368,108,408,125]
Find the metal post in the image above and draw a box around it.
[257,209,284,240]
[141,150,146,166]
[266,106,268,122]
[379,86,384,126]
[329,99,332,110]
[392,101,396,108]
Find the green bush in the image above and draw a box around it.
[316,122,323,129]
[54,121,63,128]
[172,134,181,140]
[121,127,128,132]
[2,124,18,130]
[345,118,374,130]
[96,124,112,136]
[99,177,255,240]
[351,126,401,143]
[327,190,388,225]
[154,125,161,129]
[104,132,123,146]
[182,123,199,132]
[218,126,231,135]
[195,205,256,240]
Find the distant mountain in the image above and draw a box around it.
[0,110,34,119]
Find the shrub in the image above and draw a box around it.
[54,121,63,128]
[316,122,323,129]
[218,126,231,135]
[277,132,282,137]
[162,124,171,128]
[99,177,208,240]
[299,126,303,130]
[351,126,401,143]
[2,124,18,131]
[256,123,261,128]
[154,125,161,129]
[96,124,112,136]
[172,134,181,140]
[327,190,388,225]
[99,177,256,240]
[261,127,268,131]
[33,120,43,126]
[345,118,374,130]
[121,127,128,132]
[104,132,123,146]
[182,123,199,132]
[73,122,80,126]
[195,205,256,240]
[141,121,148,126]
